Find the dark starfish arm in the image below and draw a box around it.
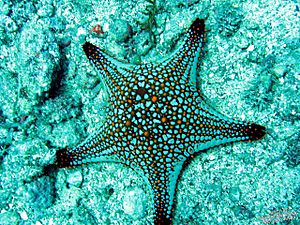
[148,161,184,225]
[160,18,206,86]
[190,101,266,154]
[194,120,266,151]
[82,42,133,96]
[56,122,120,168]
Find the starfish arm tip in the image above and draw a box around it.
[82,42,95,54]
[154,214,172,225]
[247,123,266,141]
[191,18,206,33]
[55,148,75,168]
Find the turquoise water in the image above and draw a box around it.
[0,0,299,224]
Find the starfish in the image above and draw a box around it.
[56,18,265,225]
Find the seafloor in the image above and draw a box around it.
[0,0,299,224]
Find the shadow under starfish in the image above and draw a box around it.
[55,18,266,225]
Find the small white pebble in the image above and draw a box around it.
[123,191,136,215]
[67,171,83,187]
[123,188,146,219]
[209,155,216,161]
[19,211,28,220]
[247,45,255,52]
[77,27,86,36]
[49,218,55,225]
[279,77,284,84]
[103,22,109,32]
